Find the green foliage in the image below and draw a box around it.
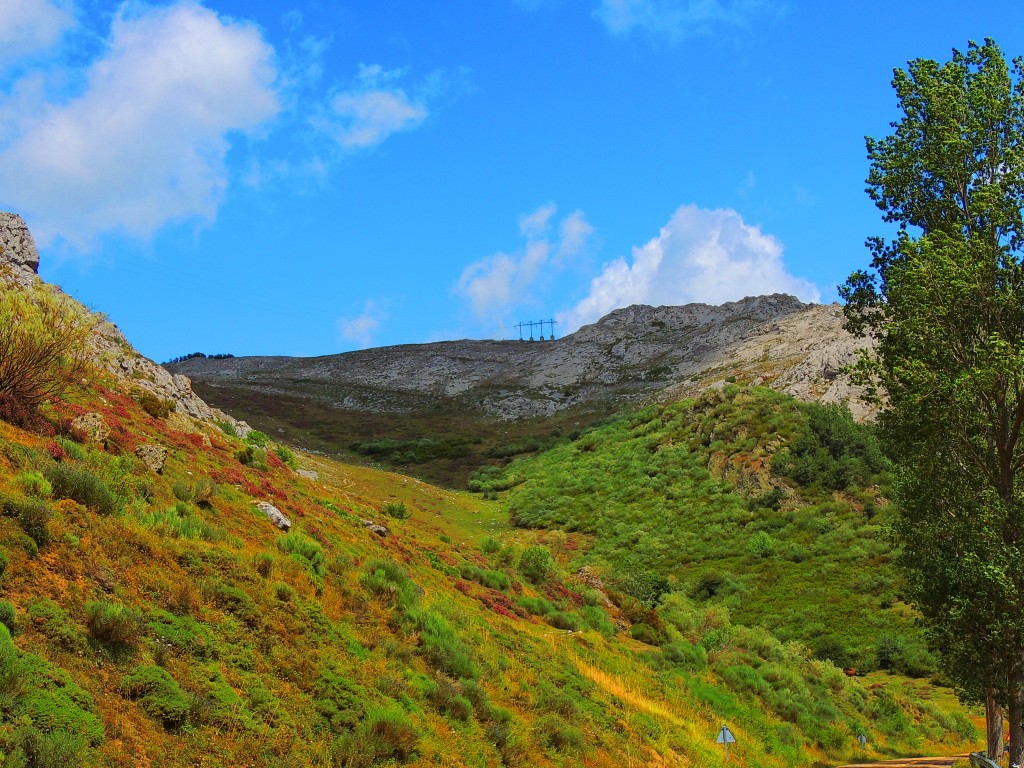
[235,445,268,470]
[17,471,52,499]
[245,430,269,448]
[85,600,140,646]
[467,465,524,494]
[313,664,367,732]
[413,610,478,679]
[534,714,584,754]
[353,436,473,466]
[480,536,501,554]
[2,497,52,547]
[460,564,510,591]
[518,545,554,584]
[121,664,191,729]
[0,601,15,634]
[381,501,409,520]
[215,419,238,438]
[0,285,92,425]
[747,530,776,558]
[26,599,84,652]
[139,392,176,419]
[0,550,7,578]
[136,503,225,541]
[774,402,887,491]
[842,38,1024,737]
[274,444,298,469]
[360,560,421,611]
[277,531,325,576]
[332,704,420,766]
[147,609,214,658]
[44,464,118,515]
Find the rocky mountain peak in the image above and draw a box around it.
[0,211,41,287]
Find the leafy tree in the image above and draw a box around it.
[842,38,1024,763]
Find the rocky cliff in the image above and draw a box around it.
[172,294,874,422]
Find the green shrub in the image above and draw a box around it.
[146,610,214,659]
[3,725,89,768]
[0,550,7,578]
[0,622,17,692]
[18,471,52,498]
[246,430,270,448]
[360,560,421,610]
[85,601,140,646]
[518,546,554,584]
[215,420,238,438]
[332,704,420,766]
[480,536,501,554]
[277,531,325,576]
[121,664,191,728]
[26,599,84,651]
[660,640,707,671]
[2,497,52,547]
[414,610,478,680]
[139,393,175,419]
[382,501,409,520]
[314,665,366,732]
[273,582,294,602]
[274,445,298,469]
[545,612,580,631]
[747,531,776,558]
[534,713,584,753]
[516,596,555,616]
[44,465,118,515]
[460,564,511,591]
[206,582,262,628]
[255,552,273,578]
[54,435,85,460]
[0,601,16,634]
[136,503,224,542]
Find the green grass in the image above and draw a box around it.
[493,385,927,675]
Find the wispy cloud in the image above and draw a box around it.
[594,0,777,41]
[338,299,385,348]
[0,0,76,70]
[456,204,594,331]
[319,64,431,150]
[559,203,819,331]
[0,1,279,249]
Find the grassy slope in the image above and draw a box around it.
[489,385,932,679]
[0,286,978,767]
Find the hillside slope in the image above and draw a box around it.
[170,295,873,487]
[0,213,974,766]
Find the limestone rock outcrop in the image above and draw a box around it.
[0,212,40,287]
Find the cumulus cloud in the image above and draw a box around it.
[457,204,594,325]
[0,1,279,248]
[321,64,429,150]
[595,0,775,41]
[0,0,76,70]
[559,204,819,331]
[338,300,384,348]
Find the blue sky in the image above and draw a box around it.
[2,0,1022,361]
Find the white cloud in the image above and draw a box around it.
[559,204,819,331]
[321,64,429,150]
[457,204,594,325]
[0,0,76,70]
[595,0,774,41]
[338,300,384,348]
[0,1,279,249]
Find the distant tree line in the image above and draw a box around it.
[163,352,235,365]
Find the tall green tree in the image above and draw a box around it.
[842,39,1024,763]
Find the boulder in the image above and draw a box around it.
[0,212,40,286]
[361,519,389,537]
[71,412,109,443]
[135,444,168,473]
[296,469,319,480]
[256,502,291,531]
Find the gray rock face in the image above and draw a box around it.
[173,294,877,422]
[72,413,109,443]
[0,212,40,286]
[256,501,291,531]
[361,519,389,537]
[135,444,168,473]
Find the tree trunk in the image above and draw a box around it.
[1009,659,1024,768]
[988,687,1005,760]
